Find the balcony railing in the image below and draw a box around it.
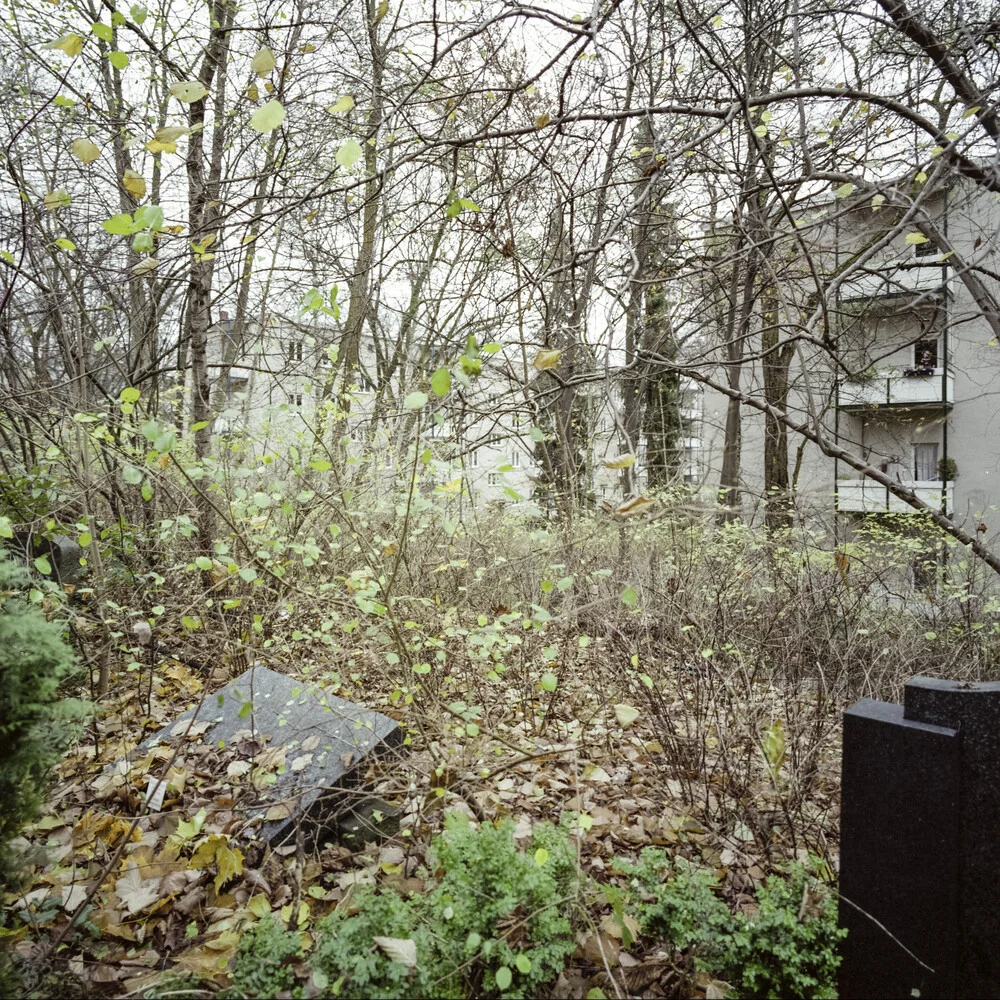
[839,263,947,302]
[838,368,953,410]
[836,480,947,513]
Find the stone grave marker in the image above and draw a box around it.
[839,676,1000,999]
[128,665,406,847]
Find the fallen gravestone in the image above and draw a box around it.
[10,532,84,585]
[839,676,1000,999]
[119,665,406,847]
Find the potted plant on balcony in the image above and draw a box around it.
[937,456,958,481]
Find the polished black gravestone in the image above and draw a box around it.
[135,666,405,847]
[839,677,1000,999]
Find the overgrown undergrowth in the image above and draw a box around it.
[3,493,1000,998]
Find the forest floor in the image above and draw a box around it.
[6,613,843,998]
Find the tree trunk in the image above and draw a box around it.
[185,0,233,551]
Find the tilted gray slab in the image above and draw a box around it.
[134,665,405,846]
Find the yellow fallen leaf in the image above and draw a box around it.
[214,844,243,892]
[190,834,228,868]
[582,764,611,782]
[174,943,236,975]
[614,704,640,728]
[280,899,310,928]
[248,894,271,918]
[264,799,295,821]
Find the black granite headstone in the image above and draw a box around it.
[839,677,1000,999]
[130,665,405,846]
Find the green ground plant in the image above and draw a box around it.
[614,848,845,999]
[223,917,304,999]
[294,812,578,999]
[0,549,87,884]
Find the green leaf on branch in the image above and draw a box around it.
[251,47,276,77]
[336,140,363,167]
[327,95,354,113]
[431,368,451,397]
[250,100,285,133]
[134,205,164,230]
[103,213,141,236]
[170,81,208,103]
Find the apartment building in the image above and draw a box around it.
[699,178,1000,537]
[206,311,706,508]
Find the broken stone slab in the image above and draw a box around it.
[336,797,401,851]
[122,665,406,847]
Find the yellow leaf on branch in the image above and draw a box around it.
[601,453,636,469]
[43,33,84,56]
[71,138,100,164]
[123,169,146,199]
[532,349,561,370]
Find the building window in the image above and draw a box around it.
[469,451,479,468]
[914,238,937,258]
[913,339,938,369]
[914,442,939,481]
[487,472,499,486]
[287,392,303,408]
[511,451,521,468]
[288,341,303,363]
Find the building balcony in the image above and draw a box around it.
[838,263,947,302]
[837,368,953,411]
[836,480,947,513]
